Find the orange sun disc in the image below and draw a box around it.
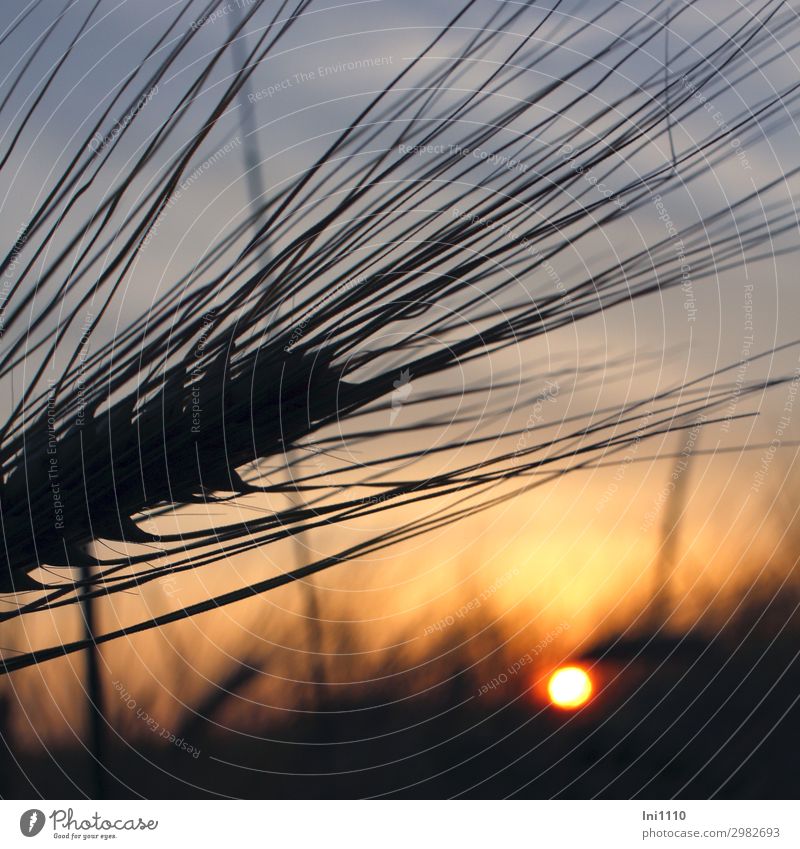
[547,665,593,709]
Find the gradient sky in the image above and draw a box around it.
[1,1,799,740]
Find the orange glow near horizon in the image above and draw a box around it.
[547,665,593,710]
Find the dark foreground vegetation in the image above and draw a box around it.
[2,571,797,799]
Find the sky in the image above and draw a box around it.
[1,0,799,742]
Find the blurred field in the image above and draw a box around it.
[2,468,798,798]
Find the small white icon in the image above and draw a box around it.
[390,369,413,425]
[19,809,46,837]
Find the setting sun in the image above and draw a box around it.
[547,666,593,709]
